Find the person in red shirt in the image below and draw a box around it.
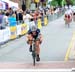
[64,12,72,27]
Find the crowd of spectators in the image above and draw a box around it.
[0,6,64,30]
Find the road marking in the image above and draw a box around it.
[0,61,75,69]
[65,31,75,61]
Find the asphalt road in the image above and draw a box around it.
[0,16,75,62]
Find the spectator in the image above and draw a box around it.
[16,9,23,24]
[30,1,36,12]
[0,11,4,29]
[23,11,33,30]
[23,11,33,23]
[8,13,16,26]
[2,12,9,27]
[32,9,41,25]
[8,8,13,16]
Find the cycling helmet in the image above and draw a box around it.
[31,25,37,32]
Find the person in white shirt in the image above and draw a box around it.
[64,9,72,27]
[65,8,73,19]
[23,11,33,30]
[3,12,9,27]
[30,2,36,12]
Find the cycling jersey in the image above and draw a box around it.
[68,15,70,19]
[28,29,40,39]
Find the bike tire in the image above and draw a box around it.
[32,40,36,66]
[32,51,36,66]
[33,55,35,66]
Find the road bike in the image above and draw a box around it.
[32,38,36,66]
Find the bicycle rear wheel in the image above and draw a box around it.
[32,51,36,66]
[33,56,35,66]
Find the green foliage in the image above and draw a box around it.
[56,0,62,6]
[49,0,75,7]
[65,0,75,5]
[62,0,67,6]
[51,0,58,6]
[50,0,63,6]
[71,0,75,5]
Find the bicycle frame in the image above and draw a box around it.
[32,39,36,66]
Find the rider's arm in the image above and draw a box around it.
[27,30,32,41]
[37,29,43,41]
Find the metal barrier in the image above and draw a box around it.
[47,9,65,22]
[0,10,65,45]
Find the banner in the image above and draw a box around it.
[3,27,10,42]
[44,17,48,26]
[5,2,9,10]
[2,0,18,8]
[16,25,21,35]
[10,26,17,39]
[21,24,28,35]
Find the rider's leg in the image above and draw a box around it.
[36,41,40,55]
[35,40,40,61]
[28,40,33,52]
[68,18,72,28]
[64,18,67,26]
[27,35,33,52]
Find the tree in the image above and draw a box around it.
[71,0,75,5]
[51,0,63,7]
[50,0,75,7]
[66,0,73,5]
[56,0,63,6]
[51,0,58,6]
[62,0,67,6]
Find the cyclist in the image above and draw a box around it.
[27,25,42,61]
[64,10,72,27]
